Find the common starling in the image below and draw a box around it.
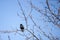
[20,24,24,32]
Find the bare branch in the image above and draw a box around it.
[17,0,28,29]
[8,35,11,40]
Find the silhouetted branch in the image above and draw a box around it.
[46,0,60,28]
[0,29,21,34]
[26,29,39,40]
[8,35,11,40]
[17,0,28,29]
[29,14,53,40]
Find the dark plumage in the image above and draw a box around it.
[20,24,24,32]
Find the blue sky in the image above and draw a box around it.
[0,0,19,30]
[0,0,60,40]
[0,0,23,40]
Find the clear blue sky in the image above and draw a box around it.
[0,0,60,40]
[0,0,19,30]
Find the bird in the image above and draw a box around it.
[20,24,24,32]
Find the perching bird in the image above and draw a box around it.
[20,24,24,32]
